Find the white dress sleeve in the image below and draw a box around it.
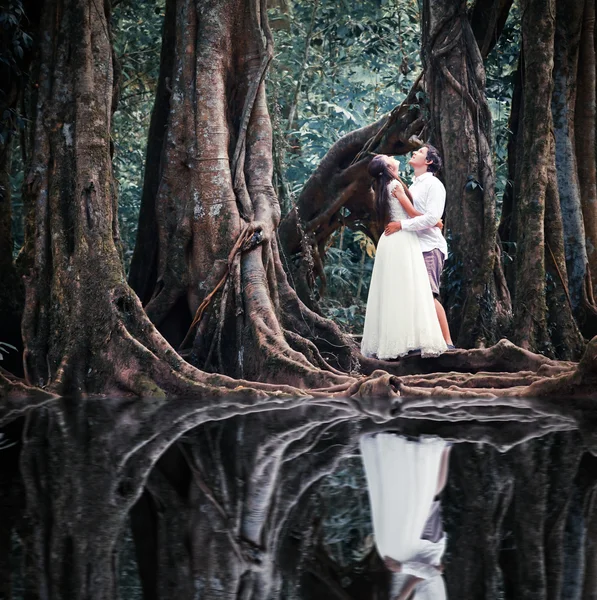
[401,561,440,580]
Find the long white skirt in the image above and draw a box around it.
[359,433,447,562]
[360,230,447,359]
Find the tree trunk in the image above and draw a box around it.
[469,0,514,58]
[508,0,574,355]
[497,0,594,358]
[126,0,361,385]
[20,0,325,396]
[575,0,597,336]
[422,0,512,348]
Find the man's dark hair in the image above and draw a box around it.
[424,144,443,174]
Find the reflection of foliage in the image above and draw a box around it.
[316,455,373,567]
[111,0,164,272]
[0,340,17,360]
[118,522,143,600]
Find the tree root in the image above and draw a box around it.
[359,338,573,377]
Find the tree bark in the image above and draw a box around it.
[20,0,339,396]
[499,0,592,357]
[510,0,557,353]
[575,0,597,336]
[422,0,512,348]
[469,0,514,58]
[126,0,363,385]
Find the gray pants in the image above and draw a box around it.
[421,499,444,543]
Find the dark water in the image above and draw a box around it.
[0,394,594,600]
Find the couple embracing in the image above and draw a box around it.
[361,145,454,360]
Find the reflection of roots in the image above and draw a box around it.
[8,274,597,433]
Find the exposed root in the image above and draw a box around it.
[0,367,58,426]
[359,338,573,377]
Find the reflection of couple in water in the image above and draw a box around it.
[360,434,451,600]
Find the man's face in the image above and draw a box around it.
[409,146,430,169]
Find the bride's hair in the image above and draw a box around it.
[368,155,412,228]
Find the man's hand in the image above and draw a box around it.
[383,556,403,572]
[384,221,402,236]
[435,219,443,231]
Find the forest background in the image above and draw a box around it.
[2,0,597,599]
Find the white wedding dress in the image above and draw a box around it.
[360,433,448,599]
[360,180,447,359]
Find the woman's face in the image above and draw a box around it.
[384,156,400,179]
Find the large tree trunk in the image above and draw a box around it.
[575,0,597,337]
[505,0,584,358]
[422,0,512,349]
[19,0,326,396]
[127,0,358,385]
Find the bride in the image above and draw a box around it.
[360,433,451,600]
[360,155,447,359]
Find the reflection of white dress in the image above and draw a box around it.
[360,181,447,359]
[359,433,447,560]
[391,573,448,600]
[360,434,448,599]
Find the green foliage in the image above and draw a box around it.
[0,340,17,360]
[268,0,423,329]
[111,0,164,271]
[484,2,520,208]
[0,0,33,145]
[268,0,422,197]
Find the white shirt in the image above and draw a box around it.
[401,172,448,258]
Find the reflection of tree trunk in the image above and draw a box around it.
[422,0,512,349]
[131,414,354,599]
[444,444,511,599]
[0,421,25,600]
[443,434,585,600]
[19,411,125,600]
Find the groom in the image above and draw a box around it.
[384,144,454,350]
